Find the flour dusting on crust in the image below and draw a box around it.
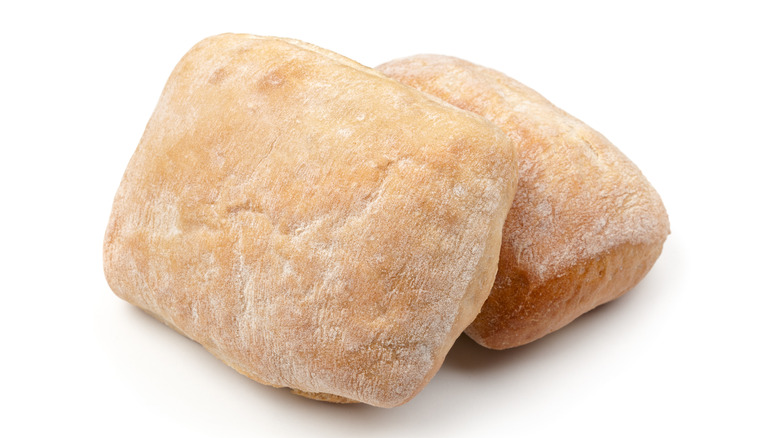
[378,55,669,349]
[103,35,518,406]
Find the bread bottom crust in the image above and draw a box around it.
[466,240,665,350]
[290,389,358,404]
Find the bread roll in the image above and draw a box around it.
[378,55,669,349]
[103,35,518,407]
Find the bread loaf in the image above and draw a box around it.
[103,35,518,406]
[378,55,669,349]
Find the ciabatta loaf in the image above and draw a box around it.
[103,35,518,406]
[378,55,669,349]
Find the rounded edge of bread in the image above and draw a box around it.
[465,240,665,349]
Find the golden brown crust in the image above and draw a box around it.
[104,35,518,406]
[466,241,664,349]
[378,55,670,349]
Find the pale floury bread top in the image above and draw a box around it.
[103,35,518,407]
[378,55,669,349]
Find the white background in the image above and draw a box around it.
[2,1,778,436]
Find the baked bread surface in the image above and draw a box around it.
[103,35,518,406]
[378,55,670,349]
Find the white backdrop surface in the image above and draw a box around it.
[1,1,778,436]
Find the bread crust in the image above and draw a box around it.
[104,35,518,406]
[378,55,669,349]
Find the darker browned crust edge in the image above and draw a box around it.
[466,239,665,350]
